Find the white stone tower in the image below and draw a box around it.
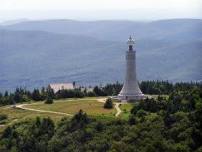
[118,36,144,101]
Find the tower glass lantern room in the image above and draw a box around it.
[127,36,135,51]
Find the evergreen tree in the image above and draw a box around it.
[46,85,54,99]
[45,96,53,104]
[104,98,113,109]
[32,89,42,101]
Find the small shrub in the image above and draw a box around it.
[87,91,96,97]
[104,98,113,109]
[128,115,136,125]
[45,96,53,104]
[0,114,8,121]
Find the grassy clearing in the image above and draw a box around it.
[25,98,116,117]
[119,103,134,119]
[0,97,139,134]
[0,106,65,134]
[0,97,116,134]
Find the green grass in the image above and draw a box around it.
[119,103,134,119]
[25,98,116,117]
[0,106,65,134]
[0,97,141,134]
[0,97,116,134]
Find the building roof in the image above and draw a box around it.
[49,83,74,93]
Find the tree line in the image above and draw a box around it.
[0,81,201,106]
[0,83,202,152]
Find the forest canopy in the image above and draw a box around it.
[0,81,201,152]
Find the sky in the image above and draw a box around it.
[0,0,201,21]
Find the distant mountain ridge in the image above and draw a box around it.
[0,19,201,91]
[1,18,201,41]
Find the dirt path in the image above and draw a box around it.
[97,98,122,117]
[14,98,122,117]
[0,119,18,128]
[15,104,73,116]
[114,103,122,117]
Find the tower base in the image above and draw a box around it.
[118,93,145,101]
